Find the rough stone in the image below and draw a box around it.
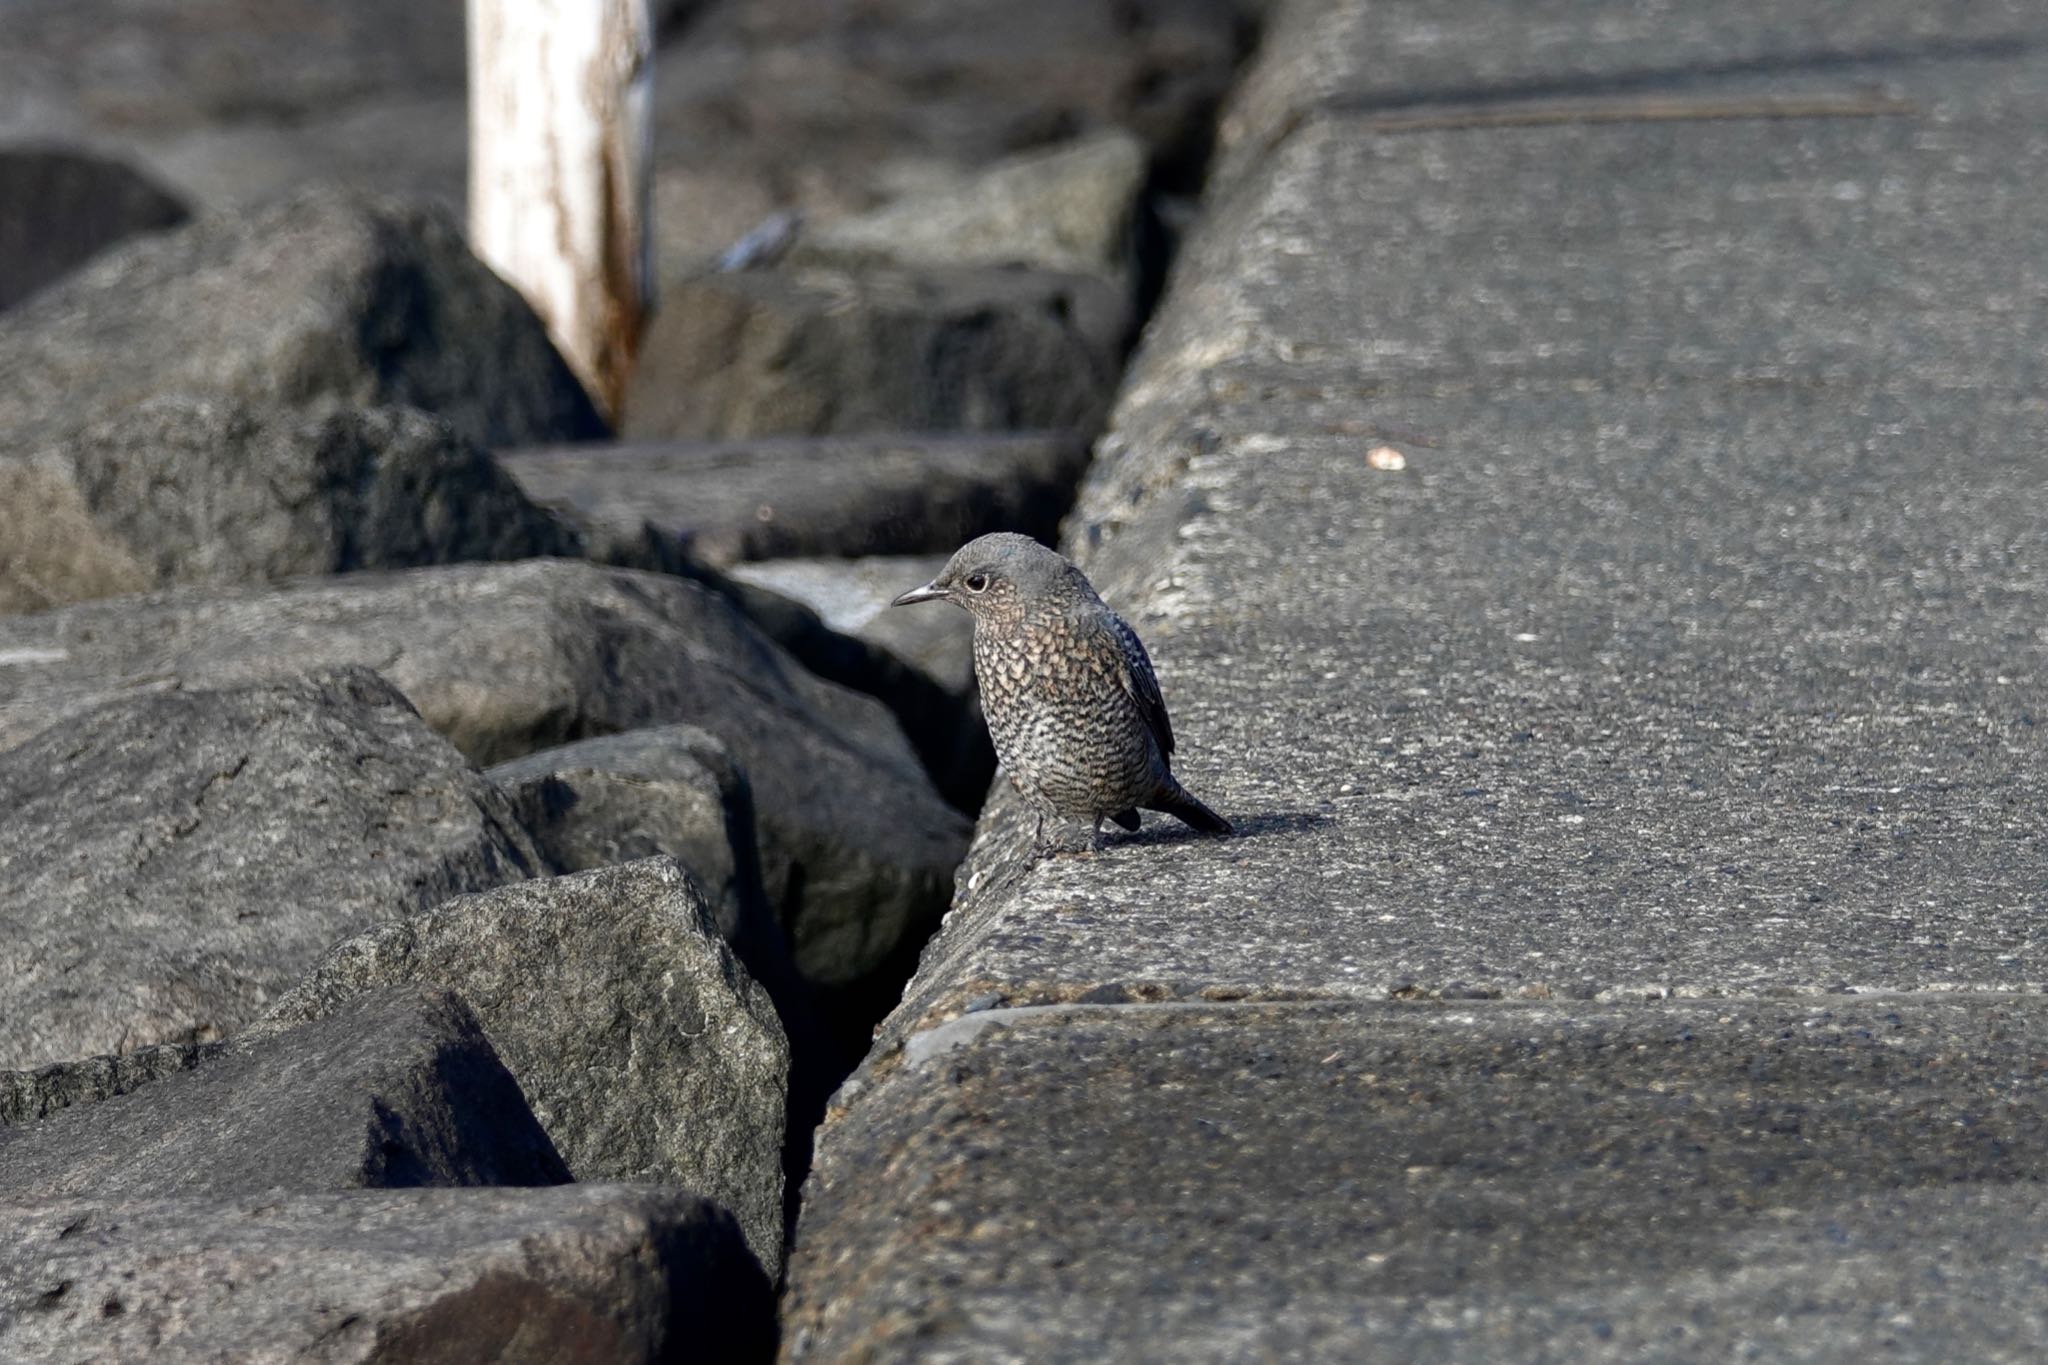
[252,860,789,1269]
[484,735,829,1143]
[500,430,1091,568]
[785,998,2048,1361]
[0,186,606,457]
[620,264,1128,439]
[0,1042,221,1130]
[0,985,570,1201]
[0,0,466,142]
[0,561,969,1013]
[699,0,1255,191]
[0,397,582,617]
[0,146,189,313]
[0,1185,773,1364]
[0,667,539,1072]
[791,130,1149,284]
[490,729,765,946]
[0,1,470,213]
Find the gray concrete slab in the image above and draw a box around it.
[1216,0,2045,185]
[1204,60,2048,398]
[893,376,2046,1027]
[786,998,2048,1362]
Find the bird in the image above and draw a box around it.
[892,532,1231,855]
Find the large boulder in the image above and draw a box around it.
[648,0,1254,271]
[0,1,467,142]
[0,561,970,1013]
[0,985,570,1201]
[0,147,188,312]
[486,733,832,1152]
[252,860,789,1270]
[792,130,1149,285]
[0,186,606,455]
[0,397,582,616]
[0,1185,773,1363]
[1,1042,219,1130]
[0,667,540,1071]
[500,430,1090,567]
[487,729,795,997]
[727,0,1252,178]
[619,263,1128,439]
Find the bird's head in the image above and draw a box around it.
[891,532,1076,620]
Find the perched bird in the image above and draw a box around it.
[892,532,1231,854]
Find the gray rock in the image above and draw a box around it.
[792,130,1149,284]
[0,146,188,313]
[0,1184,772,1364]
[500,431,1081,808]
[0,397,583,617]
[619,263,1128,439]
[0,1,467,145]
[487,728,797,996]
[0,186,606,456]
[0,985,570,1200]
[252,860,789,1270]
[686,0,1253,194]
[0,1042,221,1130]
[490,728,763,935]
[485,736,834,1175]
[0,561,970,1010]
[786,998,2048,1361]
[499,430,1091,567]
[0,667,540,1071]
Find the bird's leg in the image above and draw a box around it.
[1032,809,1052,860]
[1089,815,1105,854]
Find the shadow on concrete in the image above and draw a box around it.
[1118,807,1335,849]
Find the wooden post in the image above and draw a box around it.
[467,0,653,422]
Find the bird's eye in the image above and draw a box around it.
[964,574,990,593]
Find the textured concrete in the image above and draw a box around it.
[787,999,2048,1361]
[783,1,2048,1358]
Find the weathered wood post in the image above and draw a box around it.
[466,0,654,422]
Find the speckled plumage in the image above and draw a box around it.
[892,533,1230,852]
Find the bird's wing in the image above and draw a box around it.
[1105,610,1176,759]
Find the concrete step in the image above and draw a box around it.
[787,998,2047,1360]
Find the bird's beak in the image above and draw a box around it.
[891,581,946,607]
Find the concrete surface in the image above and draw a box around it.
[789,999,2048,1362]
[782,1,2048,1358]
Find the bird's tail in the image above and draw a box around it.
[1147,777,1232,837]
